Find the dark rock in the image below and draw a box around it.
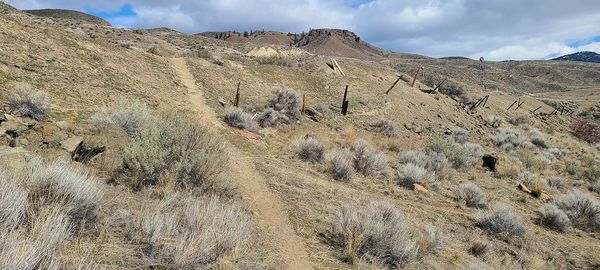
[482,154,497,172]
[72,141,105,163]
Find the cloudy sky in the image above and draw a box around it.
[7,0,600,60]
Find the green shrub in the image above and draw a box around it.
[123,112,230,194]
[89,99,152,137]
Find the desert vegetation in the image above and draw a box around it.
[8,82,49,120]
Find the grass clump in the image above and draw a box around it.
[475,203,526,236]
[268,87,302,120]
[8,82,49,120]
[553,191,600,231]
[351,139,391,179]
[450,127,469,144]
[331,201,419,268]
[256,108,289,127]
[89,99,152,137]
[370,120,398,137]
[491,128,533,152]
[536,204,571,232]
[223,107,258,132]
[140,194,254,268]
[295,136,325,164]
[454,182,487,208]
[397,163,433,186]
[328,149,356,182]
[123,112,231,195]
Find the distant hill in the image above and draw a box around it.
[552,51,600,63]
[24,9,111,26]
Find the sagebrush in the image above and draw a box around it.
[8,82,49,120]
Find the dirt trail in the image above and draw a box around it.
[169,58,313,270]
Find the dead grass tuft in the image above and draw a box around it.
[8,82,50,120]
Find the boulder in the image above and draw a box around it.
[60,136,83,153]
[0,146,28,172]
[482,155,497,172]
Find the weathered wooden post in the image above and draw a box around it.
[514,100,525,111]
[410,66,422,87]
[301,94,307,114]
[531,106,542,113]
[341,85,349,115]
[480,57,486,91]
[481,95,489,108]
[432,78,447,92]
[385,76,402,95]
[234,82,241,107]
[507,99,518,110]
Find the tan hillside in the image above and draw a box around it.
[1,2,599,269]
[24,8,111,26]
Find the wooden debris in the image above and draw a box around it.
[514,100,525,111]
[341,85,349,115]
[531,105,542,113]
[431,78,447,92]
[385,76,402,95]
[507,99,519,110]
[410,66,422,87]
[518,183,531,194]
[301,94,307,114]
[234,82,241,107]
[331,58,345,76]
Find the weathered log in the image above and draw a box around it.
[385,76,402,95]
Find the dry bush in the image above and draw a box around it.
[571,121,600,144]
[516,150,551,172]
[328,149,356,182]
[508,116,528,126]
[536,204,571,232]
[425,136,480,169]
[592,181,600,194]
[256,55,298,67]
[494,156,522,179]
[269,87,302,120]
[351,139,391,179]
[123,112,232,196]
[397,163,433,186]
[454,182,487,208]
[528,128,550,149]
[548,148,568,160]
[397,150,451,179]
[139,194,254,268]
[89,100,152,137]
[475,203,526,236]
[491,128,532,152]
[331,201,419,268]
[223,107,258,132]
[553,191,600,231]
[370,120,398,138]
[8,82,49,120]
[295,136,325,164]
[256,108,289,127]
[450,127,469,144]
[423,224,443,253]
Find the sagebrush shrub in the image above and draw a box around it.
[398,150,450,179]
[269,87,302,120]
[123,112,230,194]
[454,182,486,208]
[397,163,432,186]
[140,194,254,268]
[223,107,258,132]
[451,127,469,144]
[331,201,419,268]
[256,108,289,127]
[475,203,526,236]
[371,120,398,137]
[528,128,550,149]
[491,128,531,152]
[328,149,355,182]
[536,204,571,232]
[554,191,600,231]
[425,136,476,169]
[351,139,391,179]
[89,100,152,137]
[8,82,49,120]
[295,136,325,164]
[424,224,443,253]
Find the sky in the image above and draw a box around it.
[6,0,600,61]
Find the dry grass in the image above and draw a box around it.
[328,149,356,182]
[370,120,398,138]
[8,82,49,120]
[331,201,419,268]
[491,128,533,152]
[454,182,487,208]
[295,136,325,164]
[351,139,391,179]
[475,203,526,237]
[89,99,152,137]
[571,121,600,144]
[223,107,258,132]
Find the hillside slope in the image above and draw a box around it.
[553,51,600,63]
[24,9,111,26]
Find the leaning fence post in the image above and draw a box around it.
[234,82,241,107]
[385,76,402,95]
[507,99,518,110]
[302,94,307,114]
[410,66,422,87]
[341,85,349,115]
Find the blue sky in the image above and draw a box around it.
[7,0,600,60]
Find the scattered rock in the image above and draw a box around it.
[0,146,28,172]
[60,136,83,153]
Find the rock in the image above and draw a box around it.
[414,183,429,193]
[41,124,66,145]
[482,155,497,172]
[1,117,23,131]
[0,146,28,172]
[60,136,83,153]
[18,138,28,146]
[5,123,35,138]
[413,125,423,134]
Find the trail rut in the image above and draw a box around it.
[169,58,312,269]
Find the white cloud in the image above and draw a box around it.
[4,0,600,60]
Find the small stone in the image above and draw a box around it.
[18,138,28,146]
[414,183,429,193]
